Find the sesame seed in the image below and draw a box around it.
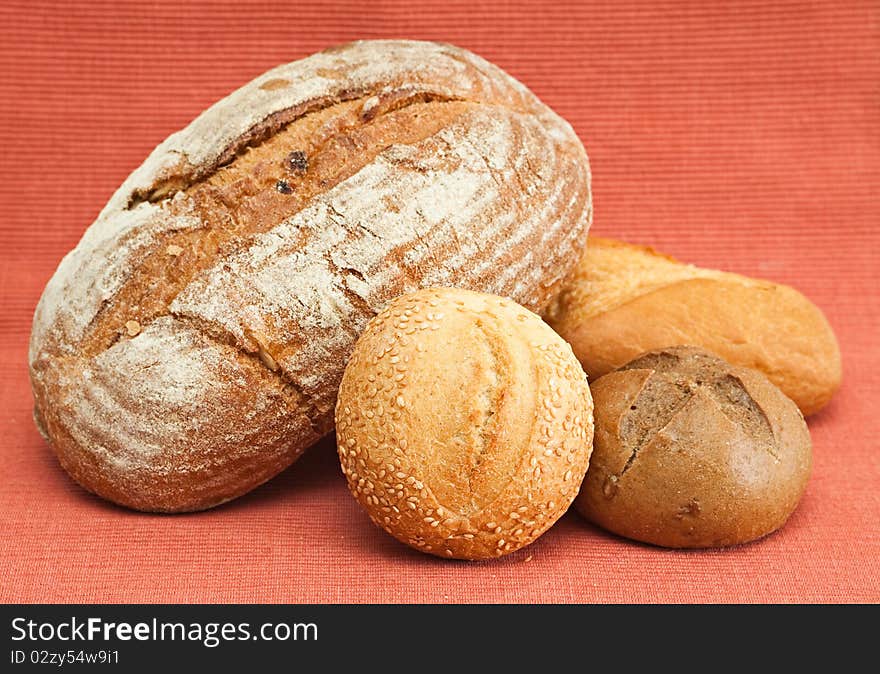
[486,522,497,530]
[497,539,506,548]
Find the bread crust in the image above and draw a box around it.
[336,287,594,560]
[575,346,812,548]
[545,237,841,415]
[29,40,592,512]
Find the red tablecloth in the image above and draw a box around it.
[1,0,877,603]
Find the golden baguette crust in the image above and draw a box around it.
[576,346,811,548]
[29,40,592,512]
[545,237,840,415]
[336,288,594,560]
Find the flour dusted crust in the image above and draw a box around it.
[29,40,592,511]
[335,288,594,560]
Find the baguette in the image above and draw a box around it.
[29,40,592,512]
[544,237,840,415]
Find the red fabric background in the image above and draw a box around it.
[1,1,878,603]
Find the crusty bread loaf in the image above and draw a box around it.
[576,346,812,548]
[544,237,841,415]
[336,287,594,559]
[29,40,592,512]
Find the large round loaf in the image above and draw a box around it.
[29,40,592,512]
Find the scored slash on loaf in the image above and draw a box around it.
[28,40,592,512]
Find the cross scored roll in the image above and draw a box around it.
[28,40,592,512]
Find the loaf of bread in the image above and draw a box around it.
[576,346,812,548]
[545,237,841,415]
[336,287,594,559]
[29,40,592,512]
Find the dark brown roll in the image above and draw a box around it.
[576,346,812,548]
